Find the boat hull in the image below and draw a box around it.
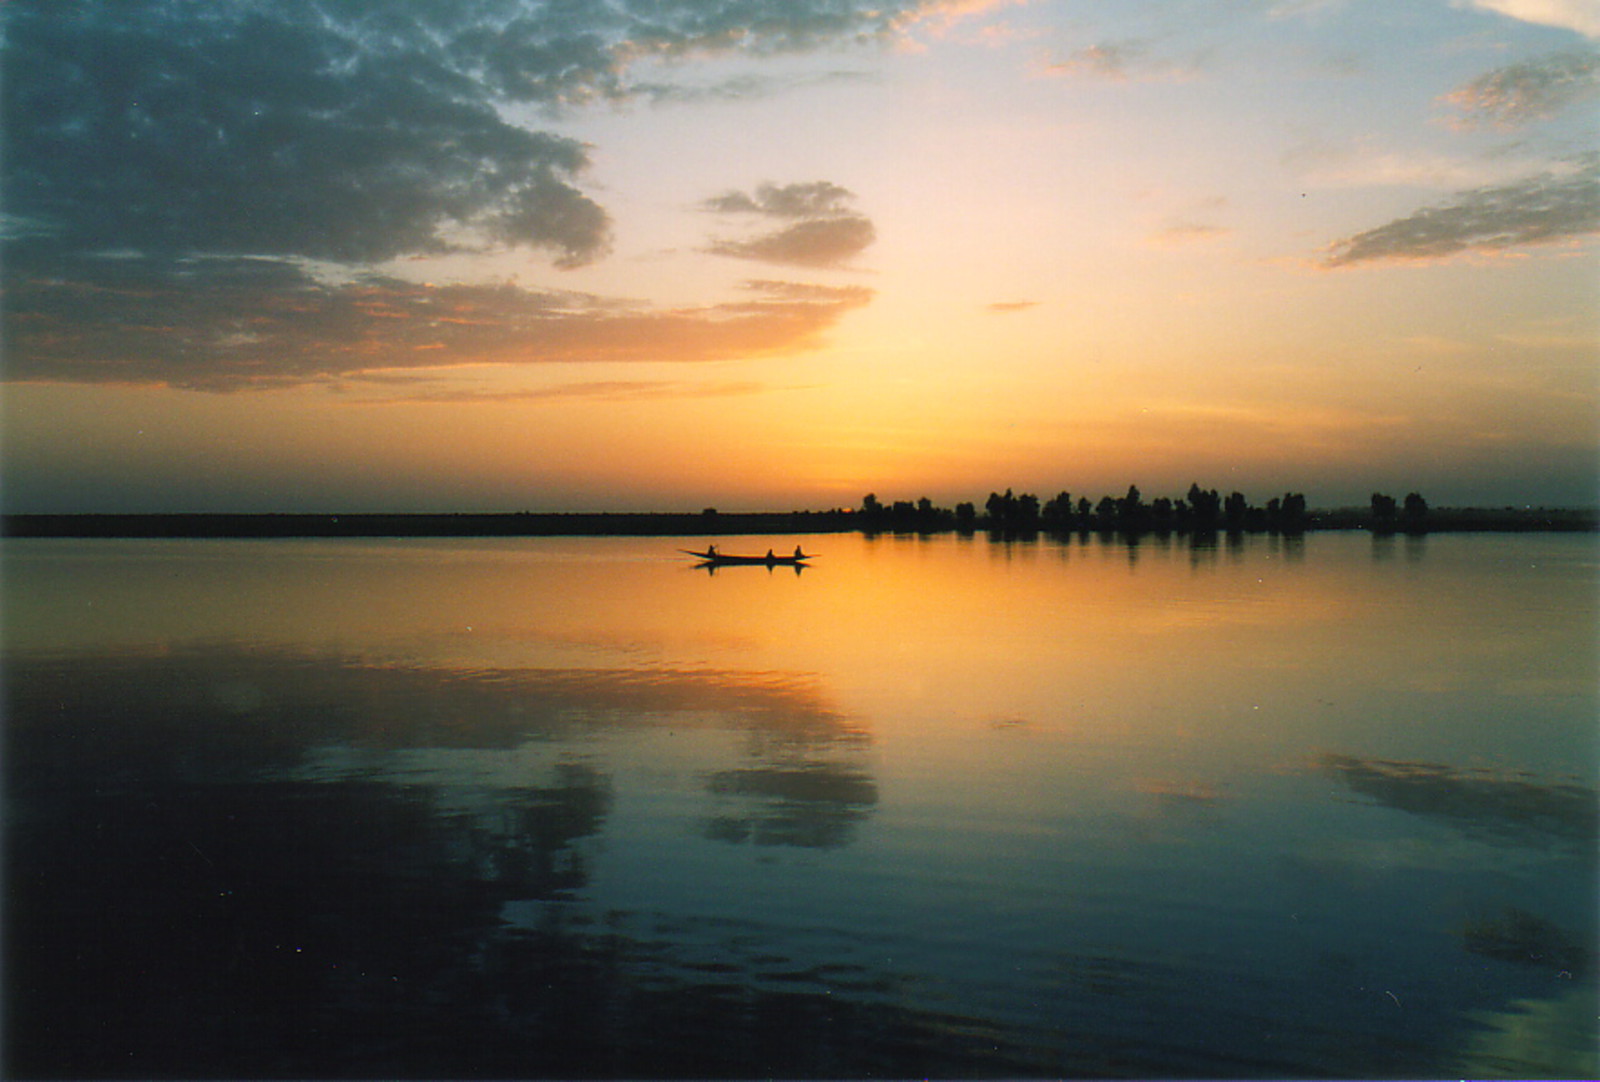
[682,550,810,566]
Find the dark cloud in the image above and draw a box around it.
[633,69,877,105]
[708,217,877,267]
[2,2,611,267]
[1442,51,1600,128]
[703,181,876,267]
[1322,157,1600,267]
[1,1,935,267]
[2,247,874,391]
[0,1,920,388]
[703,181,859,219]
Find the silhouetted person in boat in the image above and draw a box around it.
[707,544,718,558]
[794,545,805,559]
[766,549,775,560]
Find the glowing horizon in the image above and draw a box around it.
[3,1,1597,513]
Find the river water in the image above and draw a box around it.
[4,531,1596,1078]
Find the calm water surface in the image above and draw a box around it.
[5,531,1596,1078]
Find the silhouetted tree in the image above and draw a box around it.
[1280,492,1307,532]
[1119,484,1145,527]
[1224,491,1249,527]
[985,489,1015,523]
[983,488,1040,529]
[1186,484,1221,529]
[1076,496,1092,520]
[1402,492,1428,533]
[1094,495,1119,529]
[1042,491,1074,526]
[954,501,977,530]
[1151,496,1174,529]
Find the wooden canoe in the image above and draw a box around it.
[681,549,812,565]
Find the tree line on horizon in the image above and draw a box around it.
[856,486,1430,535]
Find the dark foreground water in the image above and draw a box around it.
[4,532,1596,1078]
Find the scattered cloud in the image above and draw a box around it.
[704,181,860,219]
[349,379,773,405]
[702,182,877,268]
[1285,139,1568,190]
[1146,197,1233,248]
[1043,40,1150,80]
[0,1,944,393]
[633,69,878,106]
[1,1,958,274]
[1457,0,1600,40]
[1149,223,1232,246]
[708,218,878,268]
[1322,156,1600,266]
[2,247,875,391]
[1038,38,1201,83]
[1441,51,1600,127]
[3,2,616,269]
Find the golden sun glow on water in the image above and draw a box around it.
[7,531,1595,1077]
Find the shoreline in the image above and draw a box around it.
[4,507,1595,539]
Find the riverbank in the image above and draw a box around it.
[3,506,1594,538]
[0,511,854,539]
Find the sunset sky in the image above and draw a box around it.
[4,0,1597,513]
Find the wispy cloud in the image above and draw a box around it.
[1457,0,1600,40]
[1441,51,1600,128]
[1149,223,1233,247]
[349,379,774,405]
[634,69,877,105]
[2,250,874,391]
[0,0,930,393]
[702,182,877,268]
[1322,156,1600,267]
[1038,38,1200,83]
[1285,138,1578,189]
[985,301,1039,314]
[1042,40,1149,81]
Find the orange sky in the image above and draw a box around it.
[3,1,1597,511]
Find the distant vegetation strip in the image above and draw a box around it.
[855,487,1596,536]
[4,496,1595,540]
[1,511,850,539]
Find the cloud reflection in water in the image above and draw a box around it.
[1317,752,1598,852]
